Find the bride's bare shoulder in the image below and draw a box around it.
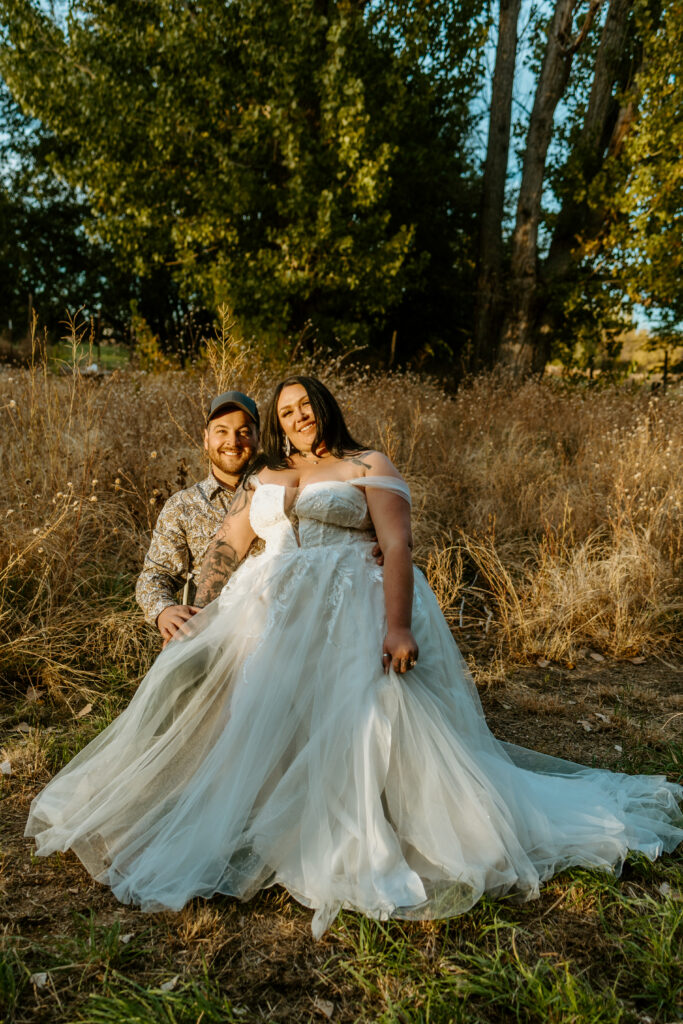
[345,450,403,480]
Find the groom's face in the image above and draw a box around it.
[204,408,259,485]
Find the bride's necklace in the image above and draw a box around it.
[299,450,329,466]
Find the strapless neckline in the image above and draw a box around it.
[255,477,367,513]
[257,477,366,494]
[293,478,366,507]
[253,474,412,507]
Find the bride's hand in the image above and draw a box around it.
[382,629,419,675]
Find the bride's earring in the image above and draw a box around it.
[284,436,291,457]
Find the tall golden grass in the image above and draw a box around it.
[1,315,681,706]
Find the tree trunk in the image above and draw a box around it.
[533,0,635,364]
[499,0,603,375]
[549,0,633,277]
[473,0,522,370]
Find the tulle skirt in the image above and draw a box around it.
[26,540,683,936]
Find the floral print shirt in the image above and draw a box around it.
[135,473,237,625]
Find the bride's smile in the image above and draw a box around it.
[277,383,328,457]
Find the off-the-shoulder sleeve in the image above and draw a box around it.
[348,476,411,506]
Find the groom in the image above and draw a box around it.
[136,390,260,644]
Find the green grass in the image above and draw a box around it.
[333,910,627,1024]
[323,863,683,1024]
[616,742,683,781]
[2,859,682,1023]
[76,973,243,1024]
[605,891,683,1019]
[0,947,27,1022]
[43,708,126,773]
[56,911,153,973]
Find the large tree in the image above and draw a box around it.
[474,0,681,376]
[0,0,485,359]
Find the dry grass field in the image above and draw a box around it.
[1,323,682,1023]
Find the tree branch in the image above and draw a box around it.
[566,0,606,55]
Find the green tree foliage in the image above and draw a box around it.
[0,0,486,359]
[604,0,683,332]
[0,79,105,339]
[0,77,188,345]
[3,0,681,372]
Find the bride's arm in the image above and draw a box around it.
[195,483,257,605]
[362,454,419,674]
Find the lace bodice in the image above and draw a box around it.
[249,477,410,553]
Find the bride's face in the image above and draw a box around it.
[277,384,317,452]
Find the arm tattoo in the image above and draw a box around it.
[348,451,374,470]
[225,484,249,518]
[195,538,242,605]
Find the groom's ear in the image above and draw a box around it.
[203,428,209,451]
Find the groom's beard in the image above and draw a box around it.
[207,442,259,483]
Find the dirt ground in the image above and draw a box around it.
[1,657,682,1022]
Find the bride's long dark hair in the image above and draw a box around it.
[261,375,366,469]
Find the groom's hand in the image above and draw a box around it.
[157,604,200,644]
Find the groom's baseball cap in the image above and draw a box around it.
[207,390,260,430]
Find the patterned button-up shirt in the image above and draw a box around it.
[136,473,237,626]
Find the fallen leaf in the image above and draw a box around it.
[25,685,42,703]
[629,656,646,664]
[68,887,79,893]
[536,658,550,668]
[160,976,179,992]
[566,700,577,705]
[0,761,11,776]
[313,996,335,1019]
[16,721,30,733]
[500,703,511,710]
[76,703,92,719]
[120,933,134,944]
[614,744,623,752]
[594,712,611,724]
[589,651,605,663]
[657,882,672,897]
[578,720,593,732]
[30,972,48,989]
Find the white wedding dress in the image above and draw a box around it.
[26,477,683,936]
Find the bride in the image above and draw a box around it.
[26,375,683,937]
